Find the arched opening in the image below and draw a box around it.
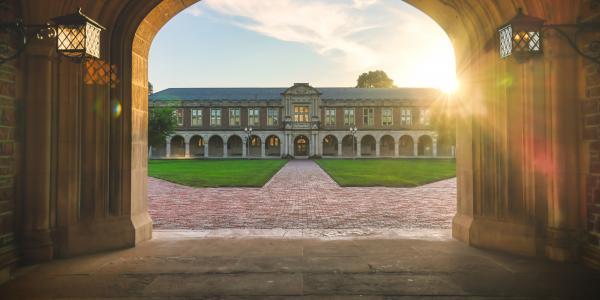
[248,135,261,157]
[360,135,376,156]
[208,135,224,157]
[189,135,205,157]
[228,135,243,157]
[170,135,185,158]
[266,135,281,157]
[399,135,414,156]
[418,135,433,156]
[341,135,357,157]
[380,135,395,157]
[294,135,309,156]
[437,133,454,157]
[322,135,338,156]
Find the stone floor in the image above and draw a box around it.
[149,160,456,230]
[2,231,600,299]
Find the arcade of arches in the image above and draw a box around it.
[1,0,600,285]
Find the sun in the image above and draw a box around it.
[439,78,459,94]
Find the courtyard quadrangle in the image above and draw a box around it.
[148,160,456,230]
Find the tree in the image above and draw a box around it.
[148,106,177,149]
[355,70,395,88]
[148,82,154,95]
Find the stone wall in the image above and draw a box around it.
[0,0,20,282]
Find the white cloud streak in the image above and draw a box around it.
[185,0,455,88]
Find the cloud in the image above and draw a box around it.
[183,0,455,88]
[353,0,378,9]
[198,0,382,69]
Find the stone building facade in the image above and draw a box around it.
[149,83,454,159]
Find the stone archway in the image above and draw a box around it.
[170,136,185,157]
[208,136,224,157]
[322,135,338,156]
[341,135,357,157]
[418,135,433,156]
[380,135,395,157]
[228,135,243,157]
[248,135,261,157]
[189,135,205,157]
[266,135,281,157]
[294,135,309,157]
[399,135,414,156]
[361,135,376,156]
[11,0,590,269]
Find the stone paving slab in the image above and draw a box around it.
[2,234,599,299]
[149,160,456,230]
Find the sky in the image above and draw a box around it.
[149,0,456,92]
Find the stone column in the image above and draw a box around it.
[432,137,438,157]
[242,139,247,158]
[166,140,171,158]
[223,141,228,158]
[394,142,399,157]
[261,142,266,158]
[357,140,362,157]
[148,146,153,158]
[203,137,209,157]
[185,142,190,158]
[413,141,418,157]
[22,41,54,262]
[375,142,381,157]
[338,142,343,157]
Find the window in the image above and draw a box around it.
[229,108,240,127]
[174,109,184,126]
[248,108,260,126]
[267,108,279,126]
[363,108,374,127]
[420,108,430,126]
[344,108,355,126]
[325,108,336,126]
[400,108,412,126]
[191,109,203,127]
[382,108,393,126]
[210,108,221,127]
[294,106,309,122]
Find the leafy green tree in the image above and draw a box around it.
[148,82,154,95]
[148,106,177,149]
[355,70,396,88]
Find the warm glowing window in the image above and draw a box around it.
[174,109,184,126]
[382,108,393,126]
[344,108,355,126]
[248,108,260,126]
[420,109,430,126]
[210,108,221,127]
[294,106,309,122]
[400,108,412,126]
[229,108,240,127]
[325,108,336,126]
[191,109,203,127]
[267,108,278,126]
[363,108,374,127]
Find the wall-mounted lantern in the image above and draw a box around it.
[52,8,106,61]
[0,8,105,65]
[498,8,600,64]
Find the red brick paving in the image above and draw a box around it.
[148,160,456,230]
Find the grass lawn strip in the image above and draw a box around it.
[148,159,288,187]
[315,159,456,187]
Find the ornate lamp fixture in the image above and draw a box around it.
[498,8,600,64]
[0,8,105,65]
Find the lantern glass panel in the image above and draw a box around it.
[85,22,102,58]
[512,29,541,54]
[56,24,85,57]
[499,24,513,58]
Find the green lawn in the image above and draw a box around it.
[315,159,456,187]
[148,160,287,187]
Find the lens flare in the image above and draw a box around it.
[113,100,122,118]
[440,78,459,94]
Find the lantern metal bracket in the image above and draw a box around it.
[542,23,600,65]
[0,20,56,65]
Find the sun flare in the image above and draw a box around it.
[440,78,459,94]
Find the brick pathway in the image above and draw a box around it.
[148,160,456,230]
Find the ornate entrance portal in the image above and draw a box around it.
[294,135,309,156]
